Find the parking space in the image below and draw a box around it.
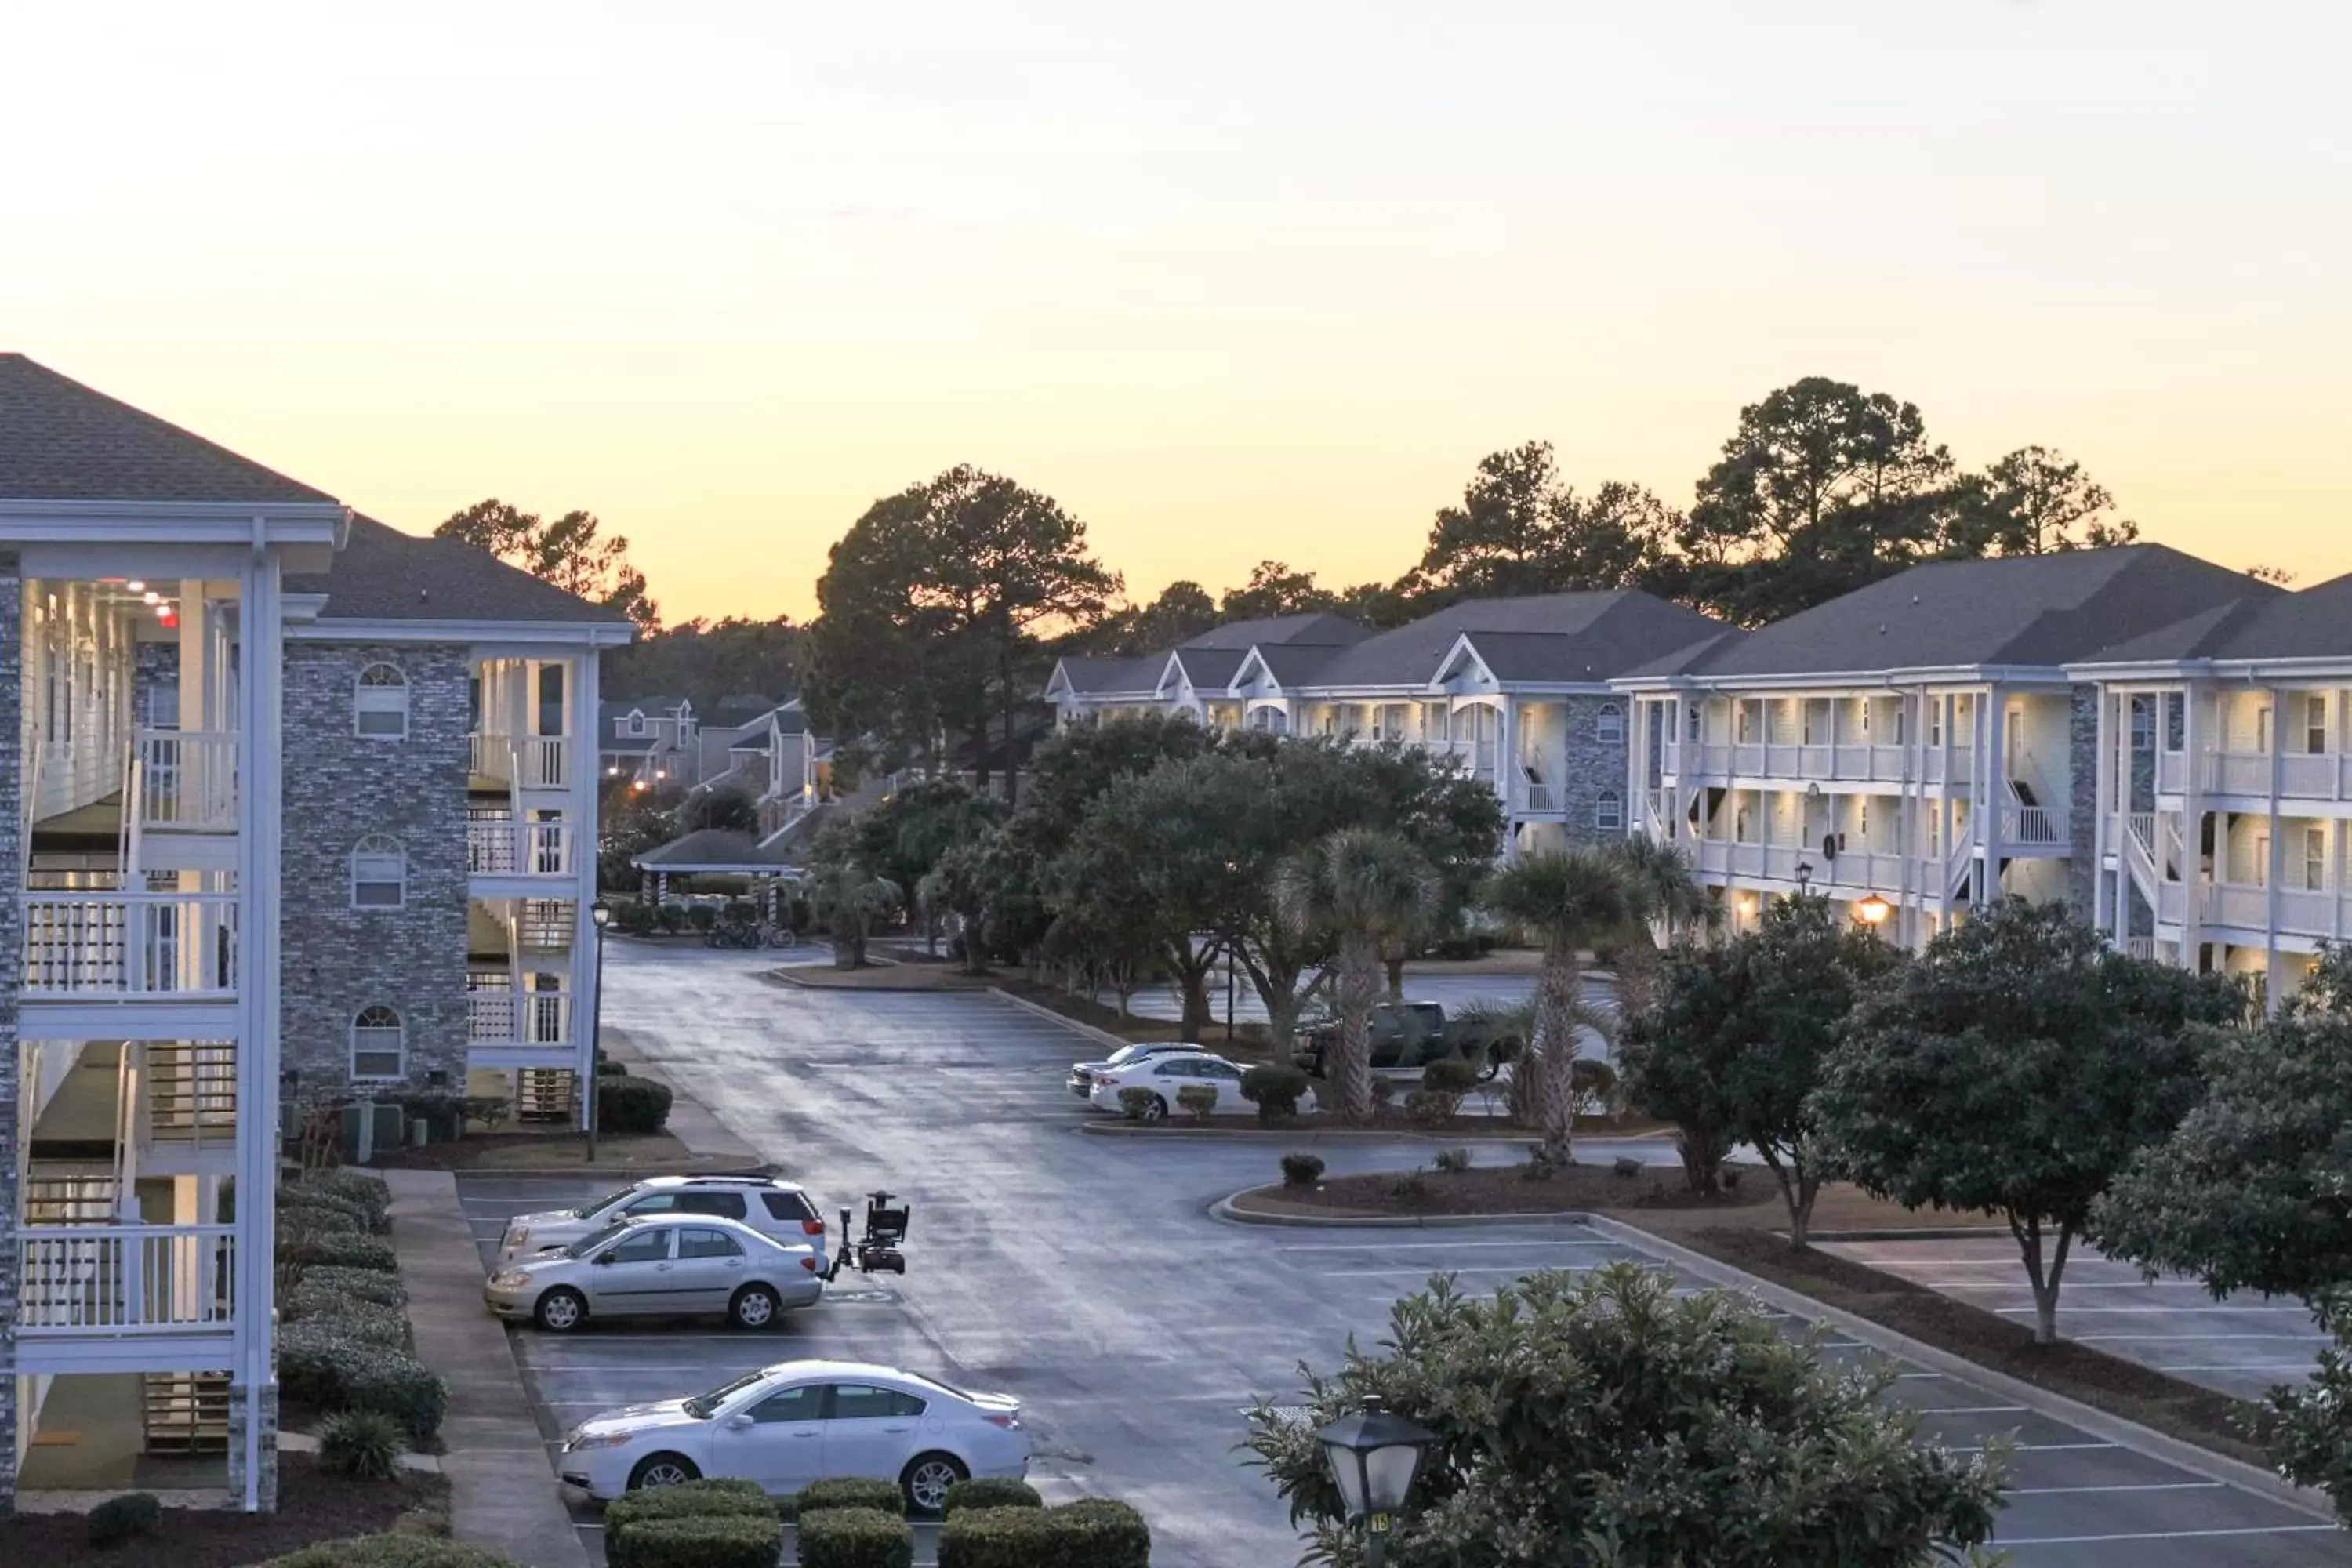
[470,942,2347,1566]
[1123,965,1538,1026]
[1819,1236,2331,1403]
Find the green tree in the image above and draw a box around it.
[2259,1292,2352,1524]
[804,818,905,970]
[1276,829,1440,1122]
[605,615,805,710]
[1811,898,2239,1342]
[1944,446,2137,558]
[1621,895,1904,1243]
[807,466,1120,797]
[1218,560,1338,620]
[1241,1263,2006,1567]
[1478,848,1635,1158]
[436,499,659,630]
[1416,441,1678,600]
[1600,834,1715,1022]
[1082,579,1221,656]
[680,786,757,835]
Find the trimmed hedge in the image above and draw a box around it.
[597,1076,673,1135]
[1240,1064,1309,1122]
[280,1203,366,1236]
[608,1514,779,1568]
[88,1491,160,1548]
[281,1231,399,1274]
[279,1322,448,1442]
[296,1266,409,1309]
[289,1296,410,1347]
[603,1478,772,1537]
[306,1171,394,1230]
[796,1506,914,1568]
[281,1185,380,1232]
[942,1477,1041,1515]
[793,1475,905,1519]
[938,1499,1150,1568]
[254,1537,521,1567]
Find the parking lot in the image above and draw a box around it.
[472,940,2347,1566]
[1819,1236,2332,1403]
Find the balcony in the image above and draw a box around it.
[2001,805,2068,848]
[2186,750,2352,803]
[467,820,575,879]
[1690,839,1918,895]
[134,731,238,834]
[1428,739,1498,782]
[1669,742,1958,788]
[471,732,569,790]
[467,989,575,1069]
[17,1225,237,1338]
[23,893,238,998]
[1515,777,1562,815]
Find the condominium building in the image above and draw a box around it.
[0,355,626,1511]
[1048,592,1733,855]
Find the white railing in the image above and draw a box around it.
[519,738,568,789]
[2123,936,2155,959]
[2208,752,2271,797]
[146,1042,238,1148]
[2004,806,2064,846]
[23,893,238,996]
[16,1225,236,1334]
[1428,739,1497,779]
[468,989,571,1046]
[136,731,238,833]
[2205,884,2270,931]
[1518,779,1560,814]
[469,731,507,777]
[2126,812,2156,858]
[1680,741,1926,786]
[1692,839,1918,895]
[2156,750,2186,794]
[467,820,574,877]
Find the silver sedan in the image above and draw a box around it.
[485,1213,823,1333]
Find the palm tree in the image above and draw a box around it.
[813,864,903,970]
[1607,836,1716,1019]
[1479,847,1637,1162]
[1277,829,1440,1123]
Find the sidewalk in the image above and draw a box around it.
[385,1167,591,1568]
[600,1024,764,1167]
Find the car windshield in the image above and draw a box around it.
[562,1221,632,1259]
[1104,1045,1152,1066]
[682,1370,772,1420]
[570,1186,641,1220]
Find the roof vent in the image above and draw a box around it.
[1878,624,1888,634]
[1911,594,1921,604]
[419,589,430,602]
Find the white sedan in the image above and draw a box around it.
[557,1359,1029,1513]
[1066,1040,1206,1098]
[1086,1050,1271,1120]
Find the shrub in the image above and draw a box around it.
[793,1476,906,1519]
[597,1076,674,1135]
[321,1409,407,1480]
[1570,1056,1620,1119]
[280,1185,378,1231]
[87,1492,161,1548]
[604,1478,771,1536]
[1367,1074,1398,1114]
[1116,1086,1156,1120]
[1240,1064,1309,1123]
[1722,1166,1744,1191]
[1390,1171,1430,1201]
[1175,1084,1218,1123]
[1433,1147,1472,1174]
[462,1095,513,1132]
[307,1171,394,1229]
[281,1232,399,1274]
[942,1477,1042,1514]
[597,1057,630,1076]
[1279,1152,1326,1188]
[1051,1498,1152,1566]
[938,1500,1150,1568]
[1423,1056,1481,1095]
[1403,1088,1460,1130]
[279,1322,448,1441]
[609,1514,781,1568]
[793,1506,913,1568]
[296,1266,408,1309]
[254,1535,522,1566]
[280,1202,365,1236]
[686,904,720,934]
[390,1506,451,1537]
[1523,1144,1563,1182]
[287,1293,411,1346]
[1613,1155,1643,1178]
[655,902,689,935]
[724,897,757,924]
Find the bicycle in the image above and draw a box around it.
[760,923,800,950]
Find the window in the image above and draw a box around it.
[2307,827,2328,893]
[350,835,406,909]
[678,1227,745,1260]
[2130,697,2155,752]
[1595,789,1624,832]
[748,1385,824,1425]
[537,663,566,739]
[2257,705,2274,754]
[603,1229,673,1265]
[762,1191,820,1225]
[2307,695,2329,757]
[351,1005,405,1080]
[828,1385,926,1421]
[1929,701,1944,746]
[354,664,408,739]
[1686,704,1701,742]
[1596,703,1624,745]
[625,711,647,737]
[673,1191,748,1220]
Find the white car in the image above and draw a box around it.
[557,1359,1029,1513]
[1066,1040,1208,1098]
[497,1174,828,1271]
[485,1214,823,1331]
[1086,1050,1269,1120]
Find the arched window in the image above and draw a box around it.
[1595,789,1624,833]
[351,835,406,909]
[351,1005,404,1080]
[355,663,409,739]
[1596,702,1626,745]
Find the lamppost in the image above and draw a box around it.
[1316,1396,1437,1568]
[1854,891,1893,939]
[586,902,612,1161]
[1794,860,1814,897]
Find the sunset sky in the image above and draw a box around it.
[5,2,2346,622]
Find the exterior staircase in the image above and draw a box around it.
[147,1041,238,1148]
[517,1069,578,1123]
[143,1372,231,1455]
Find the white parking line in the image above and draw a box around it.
[1275,1240,1621,1254]
[1319,1265,1609,1278]
[2008,1482,2224,1497]
[1917,1406,2027,1416]
[2074,1334,2323,1344]
[1994,1305,2311,1316]
[1921,1280,2223,1291]
[1943,1443,2115,1454]
[1995,1525,2342,1545]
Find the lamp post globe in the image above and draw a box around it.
[1855,891,1893,932]
[1315,1396,1436,1566]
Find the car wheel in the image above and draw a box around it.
[901,1452,967,1515]
[729,1283,781,1329]
[534,1287,587,1333]
[1140,1094,1168,1123]
[628,1453,701,1490]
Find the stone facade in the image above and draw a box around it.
[227,1380,280,1512]
[2067,684,2099,916]
[0,556,23,1513]
[279,642,471,1098]
[1558,695,1632,847]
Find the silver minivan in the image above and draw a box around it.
[485,1213,823,1332]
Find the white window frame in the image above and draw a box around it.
[1596,703,1625,746]
[1595,789,1624,832]
[354,663,409,739]
[351,835,407,909]
[626,712,647,737]
[351,1005,405,1081]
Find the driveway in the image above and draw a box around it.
[470,942,2345,1566]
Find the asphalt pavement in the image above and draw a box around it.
[468,941,2346,1566]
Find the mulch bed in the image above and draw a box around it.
[1679,1226,2270,1466]
[0,1453,448,1567]
[1116,1111,1665,1140]
[1240,1160,1780,1218]
[368,1128,697,1171]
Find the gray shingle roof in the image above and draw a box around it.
[633,828,798,870]
[1181,610,1369,651]
[1664,546,2274,679]
[2080,571,2352,664]
[1052,655,1164,697]
[1165,647,1246,691]
[289,516,635,626]
[1301,591,1732,689]
[0,353,335,504]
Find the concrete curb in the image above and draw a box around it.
[1208,1189,2333,1521]
[384,1168,593,1568]
[990,987,1134,1051]
[1086,1120,1533,1143]
[1805,1227,2016,1243]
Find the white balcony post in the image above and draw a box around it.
[570,651,603,1120]
[234,549,281,1512]
[2267,682,2286,1010]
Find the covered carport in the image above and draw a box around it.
[630,827,806,916]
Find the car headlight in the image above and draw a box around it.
[490,1270,531,1289]
[564,1431,634,1452]
[505,1228,529,1249]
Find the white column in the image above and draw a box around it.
[1982,684,2006,900]
[569,652,603,1124]
[2267,683,2286,1012]
[233,550,284,1512]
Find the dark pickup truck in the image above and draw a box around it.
[1296,1001,1511,1079]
